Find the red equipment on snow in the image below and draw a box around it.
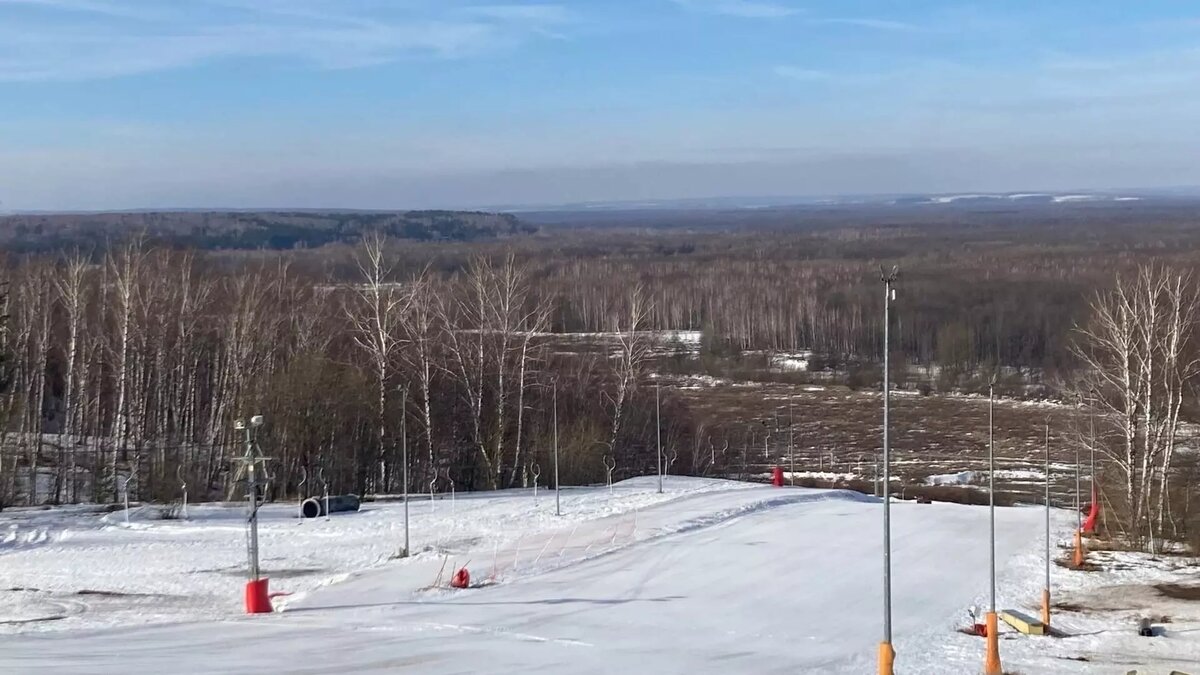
[771,466,784,487]
[451,567,471,589]
[1082,484,1100,534]
[244,578,273,614]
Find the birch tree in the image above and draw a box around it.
[1073,264,1200,549]
[347,233,410,493]
[607,284,652,457]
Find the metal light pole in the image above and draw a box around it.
[1089,409,1097,518]
[763,422,770,473]
[1072,429,1085,568]
[1042,421,1051,629]
[983,380,1002,675]
[788,398,795,486]
[238,417,266,582]
[400,384,410,558]
[656,383,663,494]
[235,414,272,613]
[1080,432,1089,528]
[553,380,561,517]
[878,266,897,675]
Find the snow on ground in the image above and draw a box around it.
[926,470,978,486]
[775,470,860,482]
[768,351,812,372]
[0,477,740,633]
[960,514,1200,673]
[925,469,1046,486]
[2,477,1197,674]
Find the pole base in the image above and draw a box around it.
[1072,530,1086,568]
[983,612,1002,675]
[1041,588,1051,630]
[245,578,273,614]
[877,641,894,675]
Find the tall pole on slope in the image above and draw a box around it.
[236,415,271,614]
[1073,426,1085,568]
[878,266,897,675]
[1089,408,1097,519]
[400,384,410,558]
[656,383,663,494]
[984,378,1002,675]
[1042,421,1051,629]
[553,379,561,517]
[1080,429,1089,530]
[788,398,795,486]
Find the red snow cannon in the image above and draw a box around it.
[244,578,273,614]
[451,567,471,589]
[771,466,785,487]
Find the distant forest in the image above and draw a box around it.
[0,210,535,252]
[3,200,1200,509]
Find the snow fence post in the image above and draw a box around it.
[603,456,615,496]
[655,384,663,494]
[296,467,307,521]
[177,465,188,520]
[120,475,133,525]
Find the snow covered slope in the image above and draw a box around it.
[2,477,1194,673]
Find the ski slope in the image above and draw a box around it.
[1,477,1071,673]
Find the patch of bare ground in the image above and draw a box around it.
[666,377,1088,503]
[1156,584,1200,601]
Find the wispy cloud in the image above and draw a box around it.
[0,1,571,80]
[811,17,921,32]
[461,4,570,24]
[773,65,830,82]
[0,0,147,18]
[668,1,918,30]
[669,0,799,19]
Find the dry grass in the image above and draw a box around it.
[669,377,1084,503]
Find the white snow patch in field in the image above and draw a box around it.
[926,470,978,486]
[769,351,811,372]
[777,470,860,482]
[926,469,1047,486]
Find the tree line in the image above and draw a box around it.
[0,235,694,508]
[1,218,1198,555]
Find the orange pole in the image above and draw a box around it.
[1072,530,1085,568]
[983,612,1002,674]
[1041,588,1051,630]
[877,641,894,675]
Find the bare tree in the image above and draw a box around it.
[106,240,146,501]
[606,284,652,458]
[440,257,497,488]
[54,252,90,502]
[1072,264,1200,549]
[402,269,441,474]
[347,233,410,494]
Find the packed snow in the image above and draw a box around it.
[1,477,1197,673]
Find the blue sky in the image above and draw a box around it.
[2,0,1200,210]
